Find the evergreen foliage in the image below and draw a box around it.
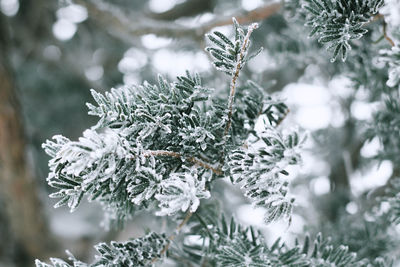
[227,128,306,223]
[41,19,303,231]
[33,0,400,265]
[180,214,392,266]
[35,232,167,266]
[206,18,262,75]
[38,20,309,266]
[302,0,384,62]
[380,45,400,88]
[367,97,400,163]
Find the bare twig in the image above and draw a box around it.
[368,13,384,24]
[382,19,395,47]
[366,13,395,47]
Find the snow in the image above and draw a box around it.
[118,48,148,73]
[360,137,381,158]
[351,160,393,196]
[85,65,104,81]
[351,100,377,121]
[241,0,264,11]
[52,19,77,41]
[312,176,330,195]
[381,0,400,27]
[141,34,172,49]
[148,0,185,13]
[237,205,266,227]
[0,0,18,16]
[247,51,276,73]
[283,83,332,130]
[155,168,211,216]
[152,49,211,77]
[346,201,358,215]
[52,4,87,41]
[56,4,88,24]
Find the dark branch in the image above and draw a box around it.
[76,0,282,43]
[149,0,215,21]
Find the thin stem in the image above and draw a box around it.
[151,211,193,264]
[366,13,395,47]
[143,150,182,158]
[218,22,259,167]
[275,108,290,127]
[382,19,395,47]
[223,22,259,138]
[140,150,222,175]
[187,156,222,175]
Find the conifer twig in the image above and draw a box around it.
[223,22,259,139]
[217,21,259,167]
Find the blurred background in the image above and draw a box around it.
[1,0,399,266]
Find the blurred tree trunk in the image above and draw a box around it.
[0,14,58,265]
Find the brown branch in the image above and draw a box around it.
[201,3,282,34]
[75,0,197,41]
[382,19,395,47]
[366,13,395,47]
[149,0,215,21]
[369,13,384,24]
[151,211,193,264]
[141,150,222,175]
[75,0,281,42]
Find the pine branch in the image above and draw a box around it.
[302,0,385,62]
[36,232,168,267]
[38,17,311,266]
[204,20,262,163]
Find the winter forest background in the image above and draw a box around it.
[1,0,400,266]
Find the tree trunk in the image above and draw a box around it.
[0,14,58,266]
